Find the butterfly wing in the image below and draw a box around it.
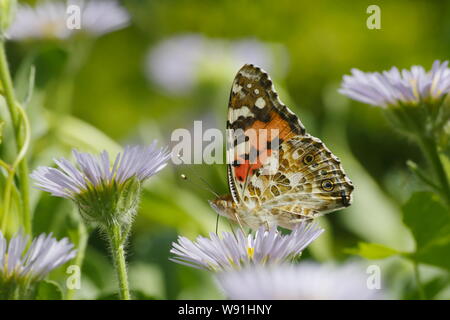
[250,134,353,218]
[226,64,353,224]
[227,64,305,202]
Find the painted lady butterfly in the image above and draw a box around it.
[210,64,354,230]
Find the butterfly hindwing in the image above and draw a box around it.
[250,135,353,219]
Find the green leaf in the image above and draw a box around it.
[345,242,400,259]
[35,280,63,300]
[13,55,36,106]
[413,242,450,271]
[402,192,450,270]
[403,275,450,300]
[402,192,450,249]
[50,113,121,155]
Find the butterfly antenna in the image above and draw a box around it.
[177,154,220,198]
[180,171,223,234]
[177,154,225,234]
[196,173,221,198]
[180,173,220,198]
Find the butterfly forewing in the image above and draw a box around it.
[227,64,305,202]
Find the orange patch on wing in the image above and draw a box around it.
[233,111,294,183]
[246,110,295,141]
[234,160,261,182]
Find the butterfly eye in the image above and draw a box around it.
[321,179,334,191]
[303,154,314,165]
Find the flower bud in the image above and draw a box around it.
[75,177,141,229]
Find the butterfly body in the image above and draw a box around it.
[210,194,283,230]
[210,64,353,230]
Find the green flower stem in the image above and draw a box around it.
[2,169,15,230]
[2,107,30,231]
[395,105,450,205]
[416,132,450,204]
[0,39,32,234]
[48,39,94,115]
[401,105,450,204]
[406,160,442,191]
[0,158,11,171]
[413,260,426,300]
[0,41,18,125]
[107,223,131,300]
[66,223,88,300]
[0,283,19,300]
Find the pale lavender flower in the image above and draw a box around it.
[0,231,76,283]
[170,221,323,272]
[216,262,384,300]
[146,34,205,94]
[30,143,170,226]
[146,33,288,95]
[73,0,130,36]
[31,143,170,200]
[339,60,450,107]
[7,0,129,40]
[7,1,70,40]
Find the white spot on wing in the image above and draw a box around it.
[232,106,253,120]
[239,70,260,81]
[253,177,265,190]
[292,149,301,160]
[255,97,266,109]
[232,83,242,93]
[246,199,256,209]
[287,173,302,185]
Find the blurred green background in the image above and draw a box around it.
[3,0,450,299]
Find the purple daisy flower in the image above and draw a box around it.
[170,221,323,272]
[216,262,385,300]
[0,231,76,283]
[31,142,170,226]
[7,0,130,40]
[339,60,450,107]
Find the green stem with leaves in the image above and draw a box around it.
[402,106,450,205]
[416,132,450,204]
[0,39,32,234]
[107,223,131,300]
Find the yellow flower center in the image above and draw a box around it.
[409,78,420,102]
[41,20,64,38]
[247,247,254,259]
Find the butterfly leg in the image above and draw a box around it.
[233,211,247,233]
